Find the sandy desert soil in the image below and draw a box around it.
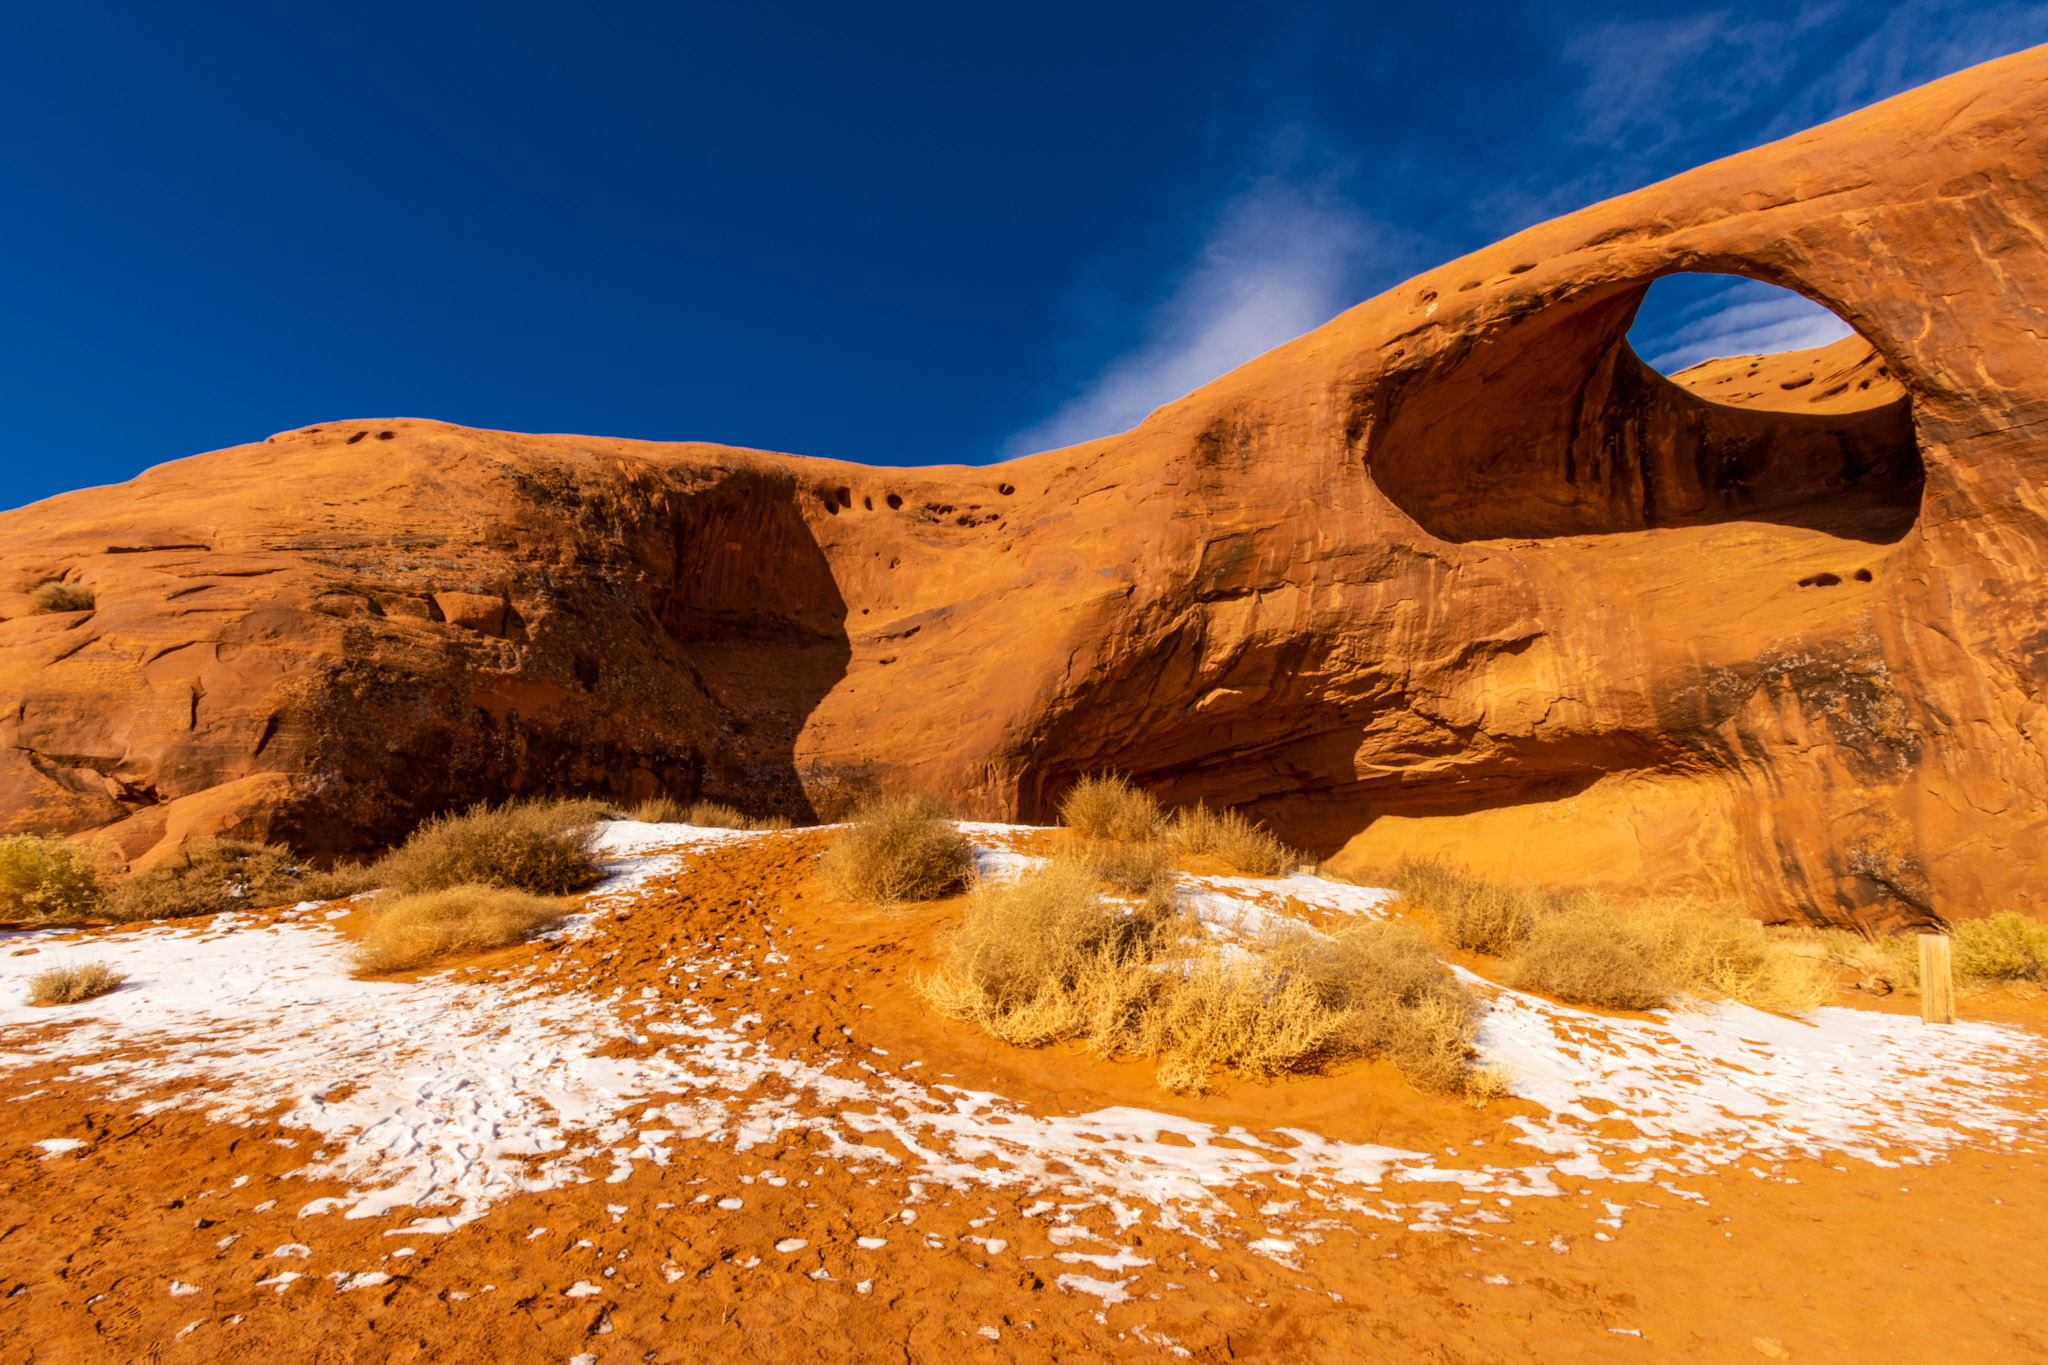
[3,826,2045,1363]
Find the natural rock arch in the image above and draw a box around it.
[2,46,2046,931]
[1367,269,1923,545]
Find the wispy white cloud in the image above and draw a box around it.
[1762,0,2048,135]
[1002,4,2048,461]
[1581,3,2046,372]
[1641,277,1852,372]
[1001,176,1396,457]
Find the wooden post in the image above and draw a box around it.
[1919,933,1955,1024]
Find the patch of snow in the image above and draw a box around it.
[0,822,2040,1247]
[1056,1272,1136,1305]
[332,1271,390,1292]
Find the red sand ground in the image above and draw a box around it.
[4,834,2046,1363]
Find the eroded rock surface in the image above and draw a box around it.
[5,48,2046,928]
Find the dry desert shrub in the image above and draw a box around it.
[26,961,126,1005]
[1259,920,1491,1094]
[1508,909,1674,1011]
[103,839,302,922]
[627,795,691,824]
[1165,804,1298,876]
[28,580,94,614]
[1057,773,1161,843]
[1393,860,1555,956]
[922,856,1152,1048]
[1507,899,1834,1013]
[1066,837,1180,926]
[817,793,974,904]
[925,855,1492,1097]
[296,861,381,900]
[1950,912,2048,983]
[351,884,564,973]
[1817,913,2048,995]
[1137,952,1336,1091]
[1626,901,1833,1013]
[0,834,110,920]
[628,796,794,830]
[374,798,604,896]
[1395,860,1830,1015]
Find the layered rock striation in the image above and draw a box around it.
[5,48,2047,929]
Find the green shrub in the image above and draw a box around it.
[817,794,973,904]
[0,834,109,919]
[1057,774,1160,843]
[373,799,604,896]
[103,839,302,921]
[28,581,94,614]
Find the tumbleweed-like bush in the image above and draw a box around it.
[1396,861,1830,1015]
[1165,804,1298,877]
[1508,908,1675,1012]
[924,854,1496,1097]
[817,793,974,904]
[28,580,94,614]
[1057,773,1161,843]
[26,961,126,1005]
[351,884,565,974]
[628,796,795,830]
[1392,860,1557,957]
[373,798,604,896]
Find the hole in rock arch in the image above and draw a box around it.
[1370,271,1923,544]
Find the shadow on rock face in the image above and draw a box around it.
[647,471,855,823]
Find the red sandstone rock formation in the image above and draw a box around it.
[4,48,2046,929]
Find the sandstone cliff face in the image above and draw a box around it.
[5,48,2046,929]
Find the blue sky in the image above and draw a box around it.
[3,3,2042,509]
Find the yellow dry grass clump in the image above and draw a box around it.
[375,798,604,896]
[630,796,795,831]
[1060,774,1299,877]
[28,580,94,614]
[0,834,110,920]
[818,794,974,904]
[1164,804,1298,877]
[923,850,1498,1097]
[1393,860,1830,1014]
[1057,774,1161,843]
[351,884,565,974]
[26,961,126,1005]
